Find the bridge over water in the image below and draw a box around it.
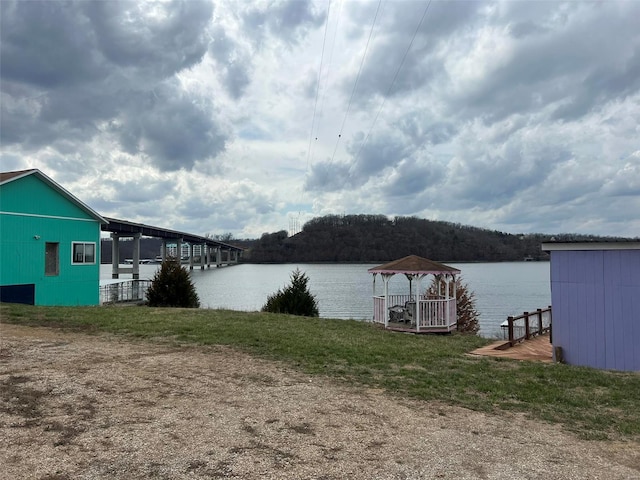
[102,217,242,279]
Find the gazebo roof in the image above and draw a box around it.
[368,255,460,275]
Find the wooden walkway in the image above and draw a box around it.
[469,334,553,363]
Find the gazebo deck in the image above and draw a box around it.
[382,322,456,334]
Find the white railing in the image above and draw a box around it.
[373,296,386,323]
[372,295,457,331]
[415,298,456,328]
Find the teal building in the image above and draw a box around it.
[0,169,107,305]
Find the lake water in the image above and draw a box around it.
[100,261,550,338]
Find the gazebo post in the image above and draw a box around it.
[383,274,390,328]
[445,275,450,328]
[416,274,422,331]
[452,274,457,331]
[372,273,377,322]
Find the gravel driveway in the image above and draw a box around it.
[1,323,639,480]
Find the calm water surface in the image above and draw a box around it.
[101,262,550,338]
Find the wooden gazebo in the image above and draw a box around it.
[368,255,460,333]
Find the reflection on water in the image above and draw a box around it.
[101,261,550,339]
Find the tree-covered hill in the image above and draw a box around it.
[241,214,625,263]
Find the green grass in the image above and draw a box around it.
[2,303,639,441]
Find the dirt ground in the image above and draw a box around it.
[1,323,639,480]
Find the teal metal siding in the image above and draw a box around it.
[0,174,102,306]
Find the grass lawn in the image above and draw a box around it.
[2,303,639,441]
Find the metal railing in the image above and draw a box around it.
[100,280,152,304]
[502,306,552,346]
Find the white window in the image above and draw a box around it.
[72,242,96,264]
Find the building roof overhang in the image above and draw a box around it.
[541,241,640,252]
[0,169,108,224]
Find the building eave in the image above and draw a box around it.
[541,241,640,251]
[0,169,108,225]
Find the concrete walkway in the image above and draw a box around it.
[469,333,553,363]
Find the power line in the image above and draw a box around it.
[305,0,332,171]
[311,0,345,165]
[352,0,433,164]
[330,0,383,163]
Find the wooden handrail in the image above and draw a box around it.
[506,306,552,347]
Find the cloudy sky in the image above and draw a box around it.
[2,0,639,239]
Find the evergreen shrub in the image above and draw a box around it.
[146,257,200,308]
[262,268,319,317]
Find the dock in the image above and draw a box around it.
[468,334,552,363]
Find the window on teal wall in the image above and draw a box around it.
[72,242,96,264]
[45,242,59,276]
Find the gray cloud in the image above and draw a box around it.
[85,1,213,77]
[110,82,227,171]
[208,25,252,99]
[396,113,457,147]
[242,0,325,45]
[0,0,223,171]
[304,160,351,192]
[306,130,412,192]
[340,1,482,102]
[382,156,446,198]
[1,0,639,238]
[449,2,640,124]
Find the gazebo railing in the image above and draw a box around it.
[373,296,386,323]
[373,294,417,323]
[373,295,456,330]
[415,298,456,328]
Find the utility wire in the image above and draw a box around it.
[313,0,344,152]
[305,0,332,171]
[352,0,433,164]
[330,0,383,163]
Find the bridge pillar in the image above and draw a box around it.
[176,238,182,263]
[216,247,221,267]
[189,243,194,270]
[161,239,167,262]
[132,233,141,279]
[200,243,206,269]
[111,233,120,279]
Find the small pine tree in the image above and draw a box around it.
[426,276,480,334]
[146,257,200,308]
[262,268,319,317]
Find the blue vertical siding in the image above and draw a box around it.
[550,249,640,371]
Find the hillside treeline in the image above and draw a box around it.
[242,214,621,263]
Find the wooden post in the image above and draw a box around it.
[507,316,514,347]
[537,308,543,335]
[524,311,530,339]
